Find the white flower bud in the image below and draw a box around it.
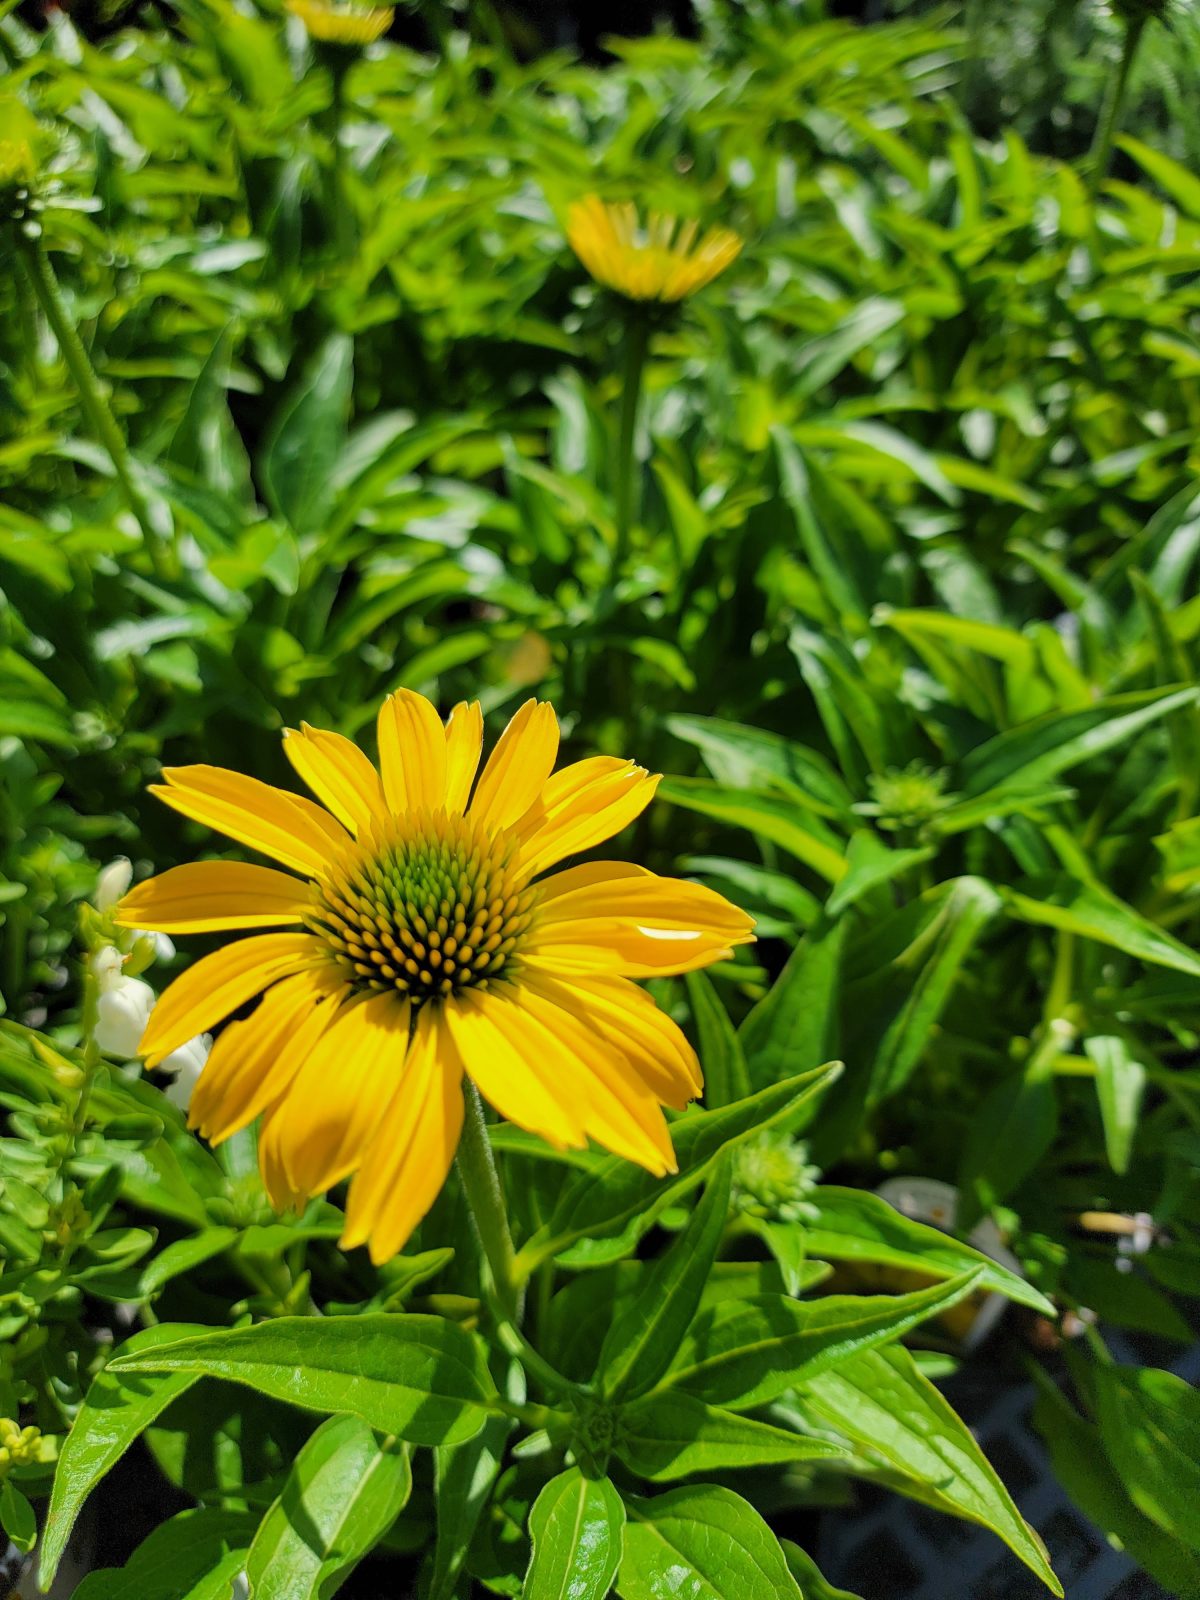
[161,1033,212,1113]
[93,972,156,1058]
[94,858,133,912]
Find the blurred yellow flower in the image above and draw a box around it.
[119,692,754,1263]
[285,0,393,44]
[567,194,742,304]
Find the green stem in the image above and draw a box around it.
[455,1085,579,1401]
[456,1081,520,1319]
[1086,13,1147,204]
[328,55,353,265]
[16,233,168,578]
[612,309,651,577]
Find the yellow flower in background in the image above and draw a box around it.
[119,693,754,1263]
[285,0,393,44]
[566,194,742,304]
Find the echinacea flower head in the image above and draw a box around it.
[566,194,742,305]
[118,694,754,1263]
[285,0,393,44]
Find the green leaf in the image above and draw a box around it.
[596,1160,732,1400]
[956,687,1200,798]
[1092,1365,1200,1549]
[958,1067,1058,1221]
[618,1485,801,1600]
[825,830,934,918]
[782,1542,865,1600]
[139,1227,239,1295]
[260,333,353,533]
[245,1414,412,1599]
[739,917,846,1093]
[40,1322,211,1589]
[1031,1369,1200,1599]
[430,1413,514,1600]
[665,716,855,819]
[825,878,999,1146]
[1084,1036,1147,1175]
[686,972,749,1109]
[523,1065,841,1270]
[787,1347,1061,1593]
[803,1188,1054,1315]
[105,1314,497,1446]
[658,778,847,884]
[1003,875,1200,976]
[522,1468,625,1600]
[663,1272,985,1409]
[70,1508,257,1600]
[616,1392,845,1481]
[0,1480,36,1554]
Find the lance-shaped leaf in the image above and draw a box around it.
[686,971,750,1109]
[595,1160,732,1400]
[521,1064,841,1271]
[956,686,1200,798]
[739,917,846,1095]
[41,1323,211,1590]
[618,1485,801,1600]
[662,1271,985,1409]
[1092,1364,1200,1549]
[105,1314,497,1446]
[803,1187,1054,1315]
[616,1392,846,1481]
[245,1414,412,1599]
[1002,875,1200,977]
[70,1509,258,1600]
[522,1468,625,1600]
[783,1346,1061,1594]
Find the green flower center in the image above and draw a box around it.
[306,811,537,1005]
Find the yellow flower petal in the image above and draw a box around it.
[528,866,756,976]
[257,990,411,1198]
[501,984,677,1173]
[469,699,559,831]
[189,969,348,1142]
[566,194,742,304]
[117,861,311,934]
[377,690,448,813]
[515,760,659,877]
[520,964,701,1107]
[440,988,586,1152]
[537,867,756,939]
[283,723,386,836]
[151,766,347,877]
[341,1005,464,1263]
[140,933,326,1067]
[444,700,484,813]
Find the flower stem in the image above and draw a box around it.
[1087,12,1147,205]
[455,1083,579,1401]
[612,307,650,578]
[456,1081,521,1320]
[16,231,168,578]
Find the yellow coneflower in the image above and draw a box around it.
[285,0,394,45]
[118,694,754,1263]
[566,194,742,304]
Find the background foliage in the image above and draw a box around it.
[1,0,1199,1595]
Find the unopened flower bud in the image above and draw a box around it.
[94,857,132,912]
[161,1033,212,1112]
